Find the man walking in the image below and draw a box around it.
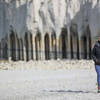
[92,36,100,93]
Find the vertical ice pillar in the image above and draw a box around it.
[16,35,19,61]
[21,39,24,61]
[28,33,31,61]
[86,26,92,59]
[7,34,11,61]
[56,35,60,60]
[67,27,71,59]
[49,33,52,60]
[41,34,45,60]
[0,42,1,59]
[58,34,62,59]
[30,34,34,60]
[0,40,3,60]
[51,33,57,60]
[5,35,10,60]
[50,33,53,59]
[23,38,26,61]
[79,35,84,59]
[33,34,36,60]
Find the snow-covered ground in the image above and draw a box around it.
[0,60,100,100]
[0,60,94,70]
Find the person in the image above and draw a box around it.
[92,36,100,93]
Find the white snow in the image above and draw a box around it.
[0,60,94,70]
[0,60,100,100]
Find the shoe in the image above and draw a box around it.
[98,90,100,93]
[98,86,100,93]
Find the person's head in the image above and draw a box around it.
[98,36,100,41]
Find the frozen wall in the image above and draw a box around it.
[0,0,100,39]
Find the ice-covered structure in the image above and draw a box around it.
[0,0,100,61]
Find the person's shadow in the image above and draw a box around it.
[43,90,96,94]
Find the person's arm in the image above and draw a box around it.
[92,45,97,62]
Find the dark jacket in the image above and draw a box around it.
[92,41,100,65]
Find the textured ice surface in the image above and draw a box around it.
[0,0,100,39]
